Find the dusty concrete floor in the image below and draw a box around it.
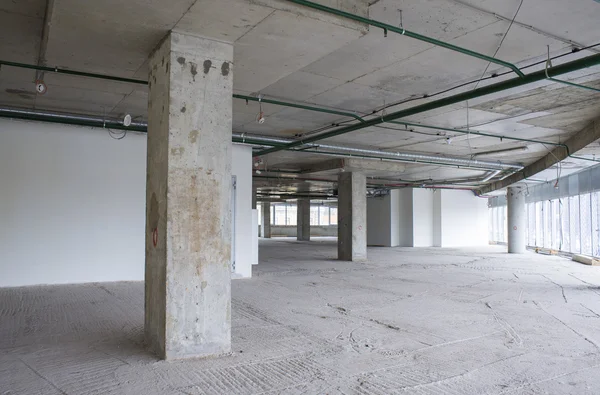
[2,238,600,394]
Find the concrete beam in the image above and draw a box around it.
[301,158,406,174]
[477,119,600,195]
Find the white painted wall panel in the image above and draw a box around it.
[232,144,253,278]
[0,119,253,286]
[0,119,146,286]
[434,189,489,247]
[367,195,392,246]
[412,189,434,247]
[396,189,413,247]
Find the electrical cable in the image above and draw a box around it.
[464,0,523,162]
[107,128,127,140]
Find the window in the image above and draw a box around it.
[527,203,536,246]
[581,193,592,256]
[274,205,286,226]
[569,196,581,254]
[543,201,552,249]
[257,203,262,226]
[593,192,600,256]
[561,198,570,252]
[491,185,600,257]
[551,200,560,250]
[318,206,329,226]
[287,205,297,226]
[310,206,319,226]
[330,207,338,225]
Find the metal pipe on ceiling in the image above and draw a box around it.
[254,53,600,157]
[283,0,525,77]
[0,60,148,85]
[0,106,521,172]
[233,94,365,123]
[232,132,522,171]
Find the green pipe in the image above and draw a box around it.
[255,53,600,157]
[284,0,524,77]
[0,61,366,122]
[545,55,600,93]
[233,94,365,123]
[0,60,148,85]
[546,77,600,93]
[0,109,147,133]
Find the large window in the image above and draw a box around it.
[265,202,338,226]
[490,191,600,257]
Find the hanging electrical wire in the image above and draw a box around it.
[107,128,127,140]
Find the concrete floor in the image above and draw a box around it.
[2,238,600,394]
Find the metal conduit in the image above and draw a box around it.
[0,60,148,85]
[283,0,524,77]
[232,132,521,170]
[0,107,520,172]
[233,94,365,123]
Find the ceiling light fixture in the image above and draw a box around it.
[123,114,132,127]
[35,80,47,95]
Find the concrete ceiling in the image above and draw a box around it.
[1,0,600,196]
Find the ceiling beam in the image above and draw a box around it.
[477,118,600,195]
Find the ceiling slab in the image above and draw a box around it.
[175,0,274,43]
[233,9,365,93]
[0,9,42,64]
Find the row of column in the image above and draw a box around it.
[258,174,367,262]
[259,199,311,241]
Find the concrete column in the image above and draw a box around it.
[261,202,271,238]
[507,186,526,253]
[338,172,367,261]
[145,32,233,360]
[297,199,310,241]
[252,186,257,210]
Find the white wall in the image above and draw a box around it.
[0,119,254,287]
[433,189,489,247]
[433,190,442,247]
[412,189,434,247]
[0,119,146,286]
[389,190,400,247]
[231,144,253,278]
[367,195,393,246]
[396,189,413,247]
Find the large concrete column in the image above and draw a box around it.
[261,202,271,238]
[338,172,367,261]
[252,186,257,210]
[145,32,233,360]
[507,186,526,253]
[297,199,310,241]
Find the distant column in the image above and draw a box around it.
[297,199,310,241]
[338,172,367,261]
[261,202,271,238]
[507,186,526,253]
